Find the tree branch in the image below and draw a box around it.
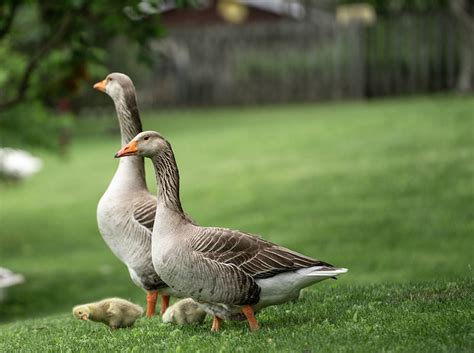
[0,14,72,111]
[0,1,19,40]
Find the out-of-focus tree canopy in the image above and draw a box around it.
[0,1,164,110]
[0,0,182,150]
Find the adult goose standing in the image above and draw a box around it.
[93,73,195,317]
[115,130,348,331]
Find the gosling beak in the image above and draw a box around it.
[93,79,107,92]
[115,140,138,158]
[81,314,89,321]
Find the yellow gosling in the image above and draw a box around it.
[72,298,143,329]
[162,298,207,325]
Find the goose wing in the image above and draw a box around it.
[132,196,156,232]
[191,227,333,279]
[130,194,171,289]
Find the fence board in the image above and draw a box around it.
[87,13,461,109]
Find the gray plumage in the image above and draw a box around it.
[95,74,195,298]
[96,73,165,292]
[116,131,348,323]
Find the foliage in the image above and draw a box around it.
[0,1,164,109]
[0,101,73,151]
[0,0,166,150]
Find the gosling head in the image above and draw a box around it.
[93,73,135,102]
[72,305,90,321]
[115,131,170,159]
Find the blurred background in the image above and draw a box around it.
[0,0,472,323]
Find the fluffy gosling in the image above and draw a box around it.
[162,298,207,325]
[73,298,143,329]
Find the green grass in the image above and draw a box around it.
[0,96,473,352]
[1,280,472,353]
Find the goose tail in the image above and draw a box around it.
[304,267,348,278]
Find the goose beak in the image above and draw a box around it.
[93,79,107,92]
[115,140,138,158]
[81,314,89,321]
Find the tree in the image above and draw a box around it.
[0,1,169,110]
[0,0,171,150]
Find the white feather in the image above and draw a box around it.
[305,267,349,277]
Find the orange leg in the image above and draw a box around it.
[211,316,223,332]
[146,290,158,317]
[160,295,170,315]
[242,305,259,331]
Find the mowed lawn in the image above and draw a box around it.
[0,96,472,352]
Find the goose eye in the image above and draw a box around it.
[144,137,149,141]
[78,311,82,315]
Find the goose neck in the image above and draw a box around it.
[114,93,143,147]
[151,149,184,214]
[111,92,146,184]
[112,155,146,191]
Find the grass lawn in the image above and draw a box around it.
[0,96,472,352]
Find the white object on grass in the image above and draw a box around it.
[0,267,25,302]
[0,148,43,180]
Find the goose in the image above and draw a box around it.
[114,131,348,331]
[93,73,197,318]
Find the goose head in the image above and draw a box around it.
[115,131,169,159]
[93,73,135,102]
[72,305,90,321]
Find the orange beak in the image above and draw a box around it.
[93,79,107,92]
[115,140,138,158]
[81,314,88,321]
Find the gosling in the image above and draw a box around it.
[73,298,143,329]
[162,298,207,325]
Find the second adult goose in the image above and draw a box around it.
[115,131,348,331]
[93,73,195,318]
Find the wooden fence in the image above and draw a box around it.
[81,13,461,109]
[364,14,459,98]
